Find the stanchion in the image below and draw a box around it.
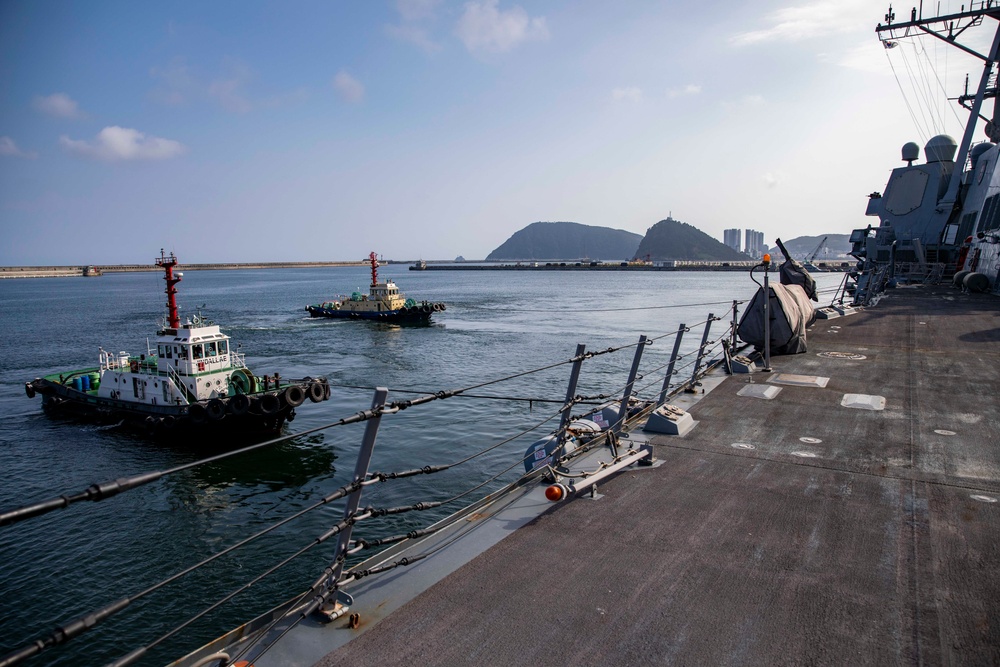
[762,253,772,372]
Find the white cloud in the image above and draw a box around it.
[612,87,642,103]
[333,70,365,103]
[825,42,891,73]
[33,93,82,118]
[397,0,442,22]
[386,24,443,53]
[208,60,254,113]
[0,136,38,159]
[763,171,782,188]
[455,0,549,54]
[59,126,187,162]
[149,58,197,106]
[730,0,871,46]
[668,84,702,98]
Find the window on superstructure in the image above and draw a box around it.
[218,340,228,355]
[978,194,998,234]
[206,342,217,357]
[158,344,165,357]
[193,344,203,360]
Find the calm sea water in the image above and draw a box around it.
[0,266,844,666]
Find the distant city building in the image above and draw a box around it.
[744,229,765,258]
[723,228,741,252]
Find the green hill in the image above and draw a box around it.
[486,222,642,260]
[634,217,747,261]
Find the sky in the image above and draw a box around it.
[0,0,994,264]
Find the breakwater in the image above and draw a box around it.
[418,261,850,272]
[0,261,368,279]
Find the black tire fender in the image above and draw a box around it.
[284,385,306,408]
[308,381,325,403]
[229,393,251,416]
[259,393,281,415]
[206,398,226,421]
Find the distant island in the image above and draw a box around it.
[486,222,642,261]
[634,217,747,261]
[487,218,748,262]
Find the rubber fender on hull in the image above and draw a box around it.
[953,270,971,287]
[24,382,35,399]
[189,403,208,424]
[964,272,991,293]
[229,393,251,416]
[308,381,325,403]
[259,393,282,415]
[206,398,227,421]
[284,385,306,408]
[144,416,160,434]
[162,415,177,429]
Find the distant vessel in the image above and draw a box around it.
[24,250,331,434]
[409,259,427,270]
[306,252,446,322]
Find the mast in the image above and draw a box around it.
[369,251,379,287]
[156,249,181,329]
[877,4,1000,208]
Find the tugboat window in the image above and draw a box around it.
[206,342,217,357]
[193,344,203,360]
[218,340,228,355]
[166,346,172,359]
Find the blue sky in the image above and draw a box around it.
[0,0,989,264]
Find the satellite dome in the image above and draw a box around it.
[901,142,920,164]
[925,134,957,163]
[969,142,993,168]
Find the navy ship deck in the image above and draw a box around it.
[310,285,1000,665]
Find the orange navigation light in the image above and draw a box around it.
[762,253,771,264]
[545,484,567,502]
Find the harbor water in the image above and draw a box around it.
[0,266,844,666]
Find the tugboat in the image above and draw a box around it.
[306,252,445,322]
[24,250,331,434]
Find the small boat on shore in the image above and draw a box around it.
[306,252,445,322]
[24,250,331,435]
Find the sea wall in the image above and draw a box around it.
[0,261,367,279]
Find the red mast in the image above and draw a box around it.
[156,249,182,329]
[369,251,379,287]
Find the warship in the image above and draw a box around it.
[2,4,1000,667]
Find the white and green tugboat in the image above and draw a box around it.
[24,250,331,435]
[306,252,446,322]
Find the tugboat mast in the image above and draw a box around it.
[369,251,379,287]
[156,249,182,329]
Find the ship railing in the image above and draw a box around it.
[164,364,194,405]
[0,304,750,667]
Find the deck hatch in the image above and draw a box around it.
[841,394,886,410]
[769,373,830,388]
[737,384,782,400]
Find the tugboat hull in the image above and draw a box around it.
[305,304,442,322]
[27,376,330,436]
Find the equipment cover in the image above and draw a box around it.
[737,283,816,355]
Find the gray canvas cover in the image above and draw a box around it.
[737,283,816,355]
[780,259,818,301]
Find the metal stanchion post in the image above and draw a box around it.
[762,253,772,372]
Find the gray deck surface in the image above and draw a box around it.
[317,285,1000,666]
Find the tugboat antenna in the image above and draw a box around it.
[156,249,182,329]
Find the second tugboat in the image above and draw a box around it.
[24,250,331,435]
[306,252,445,322]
